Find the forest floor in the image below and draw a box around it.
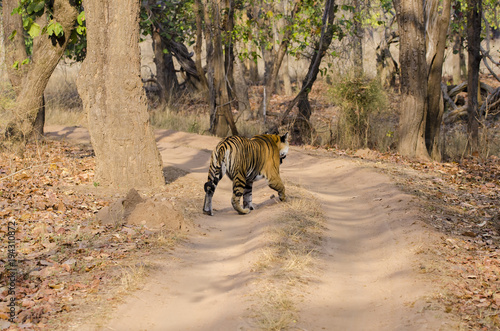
[1,125,499,330]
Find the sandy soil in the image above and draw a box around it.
[45,126,459,330]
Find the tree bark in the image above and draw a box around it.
[3,0,77,143]
[425,0,452,161]
[77,0,164,189]
[152,30,180,106]
[257,0,303,119]
[376,16,398,87]
[352,0,364,75]
[2,0,27,94]
[204,0,238,137]
[280,0,336,144]
[466,0,482,155]
[394,0,430,160]
[193,0,209,91]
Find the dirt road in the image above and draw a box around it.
[47,127,457,330]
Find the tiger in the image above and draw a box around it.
[203,132,289,216]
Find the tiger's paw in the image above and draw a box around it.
[243,202,255,210]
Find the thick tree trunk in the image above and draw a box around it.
[3,0,77,143]
[425,0,452,161]
[394,0,430,160]
[77,0,164,189]
[466,0,482,155]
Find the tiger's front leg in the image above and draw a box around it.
[268,175,286,202]
[242,180,255,210]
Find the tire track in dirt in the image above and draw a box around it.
[46,127,458,330]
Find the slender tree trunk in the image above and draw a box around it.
[204,0,238,137]
[259,0,274,86]
[278,0,336,144]
[451,33,466,84]
[279,0,292,96]
[77,0,164,189]
[425,0,452,161]
[352,0,364,75]
[248,39,259,84]
[466,0,482,155]
[394,0,430,160]
[258,0,303,118]
[223,0,236,101]
[376,18,397,87]
[152,30,179,106]
[2,0,27,94]
[3,0,77,144]
[193,0,209,91]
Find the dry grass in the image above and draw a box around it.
[251,182,325,330]
[150,106,267,138]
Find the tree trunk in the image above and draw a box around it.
[352,0,364,75]
[279,0,292,96]
[281,0,336,144]
[2,0,27,94]
[3,0,77,143]
[376,15,398,87]
[394,0,430,160]
[193,0,209,91]
[248,39,259,84]
[257,0,304,119]
[152,30,180,106]
[77,0,164,189]
[204,0,238,137]
[425,0,452,161]
[234,56,251,119]
[466,0,482,155]
[223,0,236,102]
[282,55,292,96]
[451,33,466,84]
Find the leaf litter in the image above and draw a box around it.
[0,140,192,330]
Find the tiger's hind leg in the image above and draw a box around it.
[242,180,255,210]
[231,173,251,215]
[203,163,225,216]
[203,179,217,216]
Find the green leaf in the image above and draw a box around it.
[53,23,63,36]
[28,23,41,38]
[27,1,45,14]
[77,11,85,25]
[21,58,30,65]
[12,61,19,70]
[8,30,17,41]
[76,25,86,35]
[47,21,64,37]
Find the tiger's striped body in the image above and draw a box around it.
[203,133,289,215]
